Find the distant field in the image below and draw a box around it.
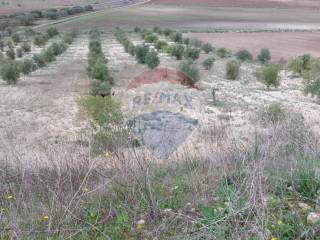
[185,31,320,60]
[149,0,320,8]
[54,4,320,32]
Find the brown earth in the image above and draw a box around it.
[127,68,193,89]
[149,0,320,8]
[185,31,320,60]
[55,4,320,32]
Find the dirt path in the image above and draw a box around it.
[0,35,89,166]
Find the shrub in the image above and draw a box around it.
[84,4,94,11]
[183,38,190,45]
[34,34,48,46]
[303,58,320,100]
[71,6,84,14]
[16,47,23,58]
[236,49,253,62]
[153,26,162,34]
[33,53,46,67]
[90,80,112,97]
[134,26,141,33]
[123,39,131,53]
[30,10,42,18]
[155,40,168,51]
[140,29,152,39]
[49,41,67,56]
[301,54,311,70]
[0,59,20,84]
[44,10,59,20]
[11,33,20,44]
[0,40,4,51]
[144,33,158,43]
[62,30,78,44]
[202,43,214,54]
[288,54,311,76]
[226,60,241,80]
[79,95,123,138]
[21,42,31,52]
[17,15,35,26]
[179,59,200,84]
[46,27,59,38]
[6,41,14,49]
[257,63,281,89]
[189,39,203,48]
[80,96,126,154]
[19,59,35,75]
[6,48,15,59]
[145,50,160,69]
[128,44,135,56]
[216,48,228,58]
[170,44,184,60]
[43,48,55,62]
[163,28,173,36]
[24,28,36,37]
[258,48,271,64]
[135,44,149,64]
[260,103,286,125]
[184,46,200,60]
[88,57,110,81]
[202,57,215,70]
[288,57,304,76]
[169,31,182,43]
[89,39,102,55]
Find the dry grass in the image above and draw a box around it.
[1,110,319,239]
[1,27,320,239]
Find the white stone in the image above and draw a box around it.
[298,202,311,211]
[307,212,320,224]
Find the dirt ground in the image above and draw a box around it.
[0,36,90,167]
[101,33,320,160]
[1,31,319,163]
[149,0,320,8]
[185,31,320,60]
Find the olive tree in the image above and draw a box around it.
[135,44,149,64]
[179,59,200,85]
[0,60,20,84]
[202,57,215,70]
[258,48,271,64]
[303,58,320,101]
[257,63,281,89]
[145,50,160,69]
[226,60,241,80]
[236,49,253,62]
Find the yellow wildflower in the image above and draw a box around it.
[83,187,89,192]
[136,219,145,232]
[271,237,278,240]
[7,195,13,200]
[271,224,276,229]
[43,215,49,221]
[105,151,110,158]
[277,220,283,225]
